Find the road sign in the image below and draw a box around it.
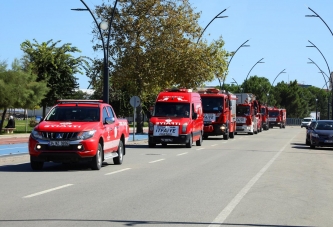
[130,96,140,108]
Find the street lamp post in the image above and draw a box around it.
[244,58,265,92]
[231,78,241,92]
[316,98,318,120]
[72,0,118,104]
[306,7,333,119]
[267,69,286,106]
[222,40,250,90]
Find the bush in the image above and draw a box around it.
[29,120,38,127]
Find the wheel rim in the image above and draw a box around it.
[97,147,102,167]
[119,144,123,160]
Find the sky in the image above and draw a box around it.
[1,0,333,90]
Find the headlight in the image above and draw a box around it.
[311,133,319,138]
[182,123,188,133]
[77,130,96,140]
[31,130,43,139]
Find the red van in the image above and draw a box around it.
[148,88,204,148]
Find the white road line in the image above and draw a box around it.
[177,152,188,156]
[23,184,73,198]
[0,146,26,151]
[149,159,165,163]
[211,144,218,147]
[196,148,205,150]
[208,134,297,227]
[105,168,131,175]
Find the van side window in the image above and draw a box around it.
[102,107,109,123]
[107,106,115,118]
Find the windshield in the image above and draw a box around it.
[45,107,100,122]
[236,106,250,116]
[268,111,279,117]
[154,102,190,117]
[201,97,223,113]
[315,121,333,130]
[302,118,312,122]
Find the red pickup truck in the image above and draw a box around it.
[28,100,129,170]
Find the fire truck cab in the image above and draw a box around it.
[148,88,204,148]
[235,93,259,135]
[268,107,286,128]
[199,88,236,140]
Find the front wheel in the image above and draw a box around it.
[91,143,103,170]
[30,157,44,171]
[186,134,193,148]
[196,133,203,146]
[229,131,235,139]
[113,140,124,165]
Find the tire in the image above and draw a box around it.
[306,139,310,145]
[186,134,193,148]
[254,129,258,134]
[113,140,124,165]
[196,133,203,146]
[248,132,254,135]
[91,143,103,170]
[229,131,235,139]
[148,142,156,148]
[30,157,44,171]
[310,144,315,149]
[223,132,229,140]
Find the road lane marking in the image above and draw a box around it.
[211,144,218,147]
[149,159,165,163]
[196,148,205,150]
[208,134,297,227]
[177,152,188,156]
[105,168,131,175]
[23,184,73,198]
[0,146,26,151]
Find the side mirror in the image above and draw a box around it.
[192,112,198,120]
[105,117,115,124]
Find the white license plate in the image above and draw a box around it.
[161,138,173,142]
[49,141,70,146]
[324,140,333,143]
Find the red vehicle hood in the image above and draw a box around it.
[35,121,99,132]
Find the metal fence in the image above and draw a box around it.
[286,118,302,126]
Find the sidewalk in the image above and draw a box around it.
[0,127,148,145]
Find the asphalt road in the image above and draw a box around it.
[0,126,332,227]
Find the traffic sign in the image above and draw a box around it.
[130,96,140,108]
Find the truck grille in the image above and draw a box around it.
[41,132,79,140]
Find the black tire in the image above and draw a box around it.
[229,131,235,139]
[113,140,124,165]
[306,140,310,145]
[196,133,203,146]
[91,143,103,170]
[186,134,193,148]
[254,129,258,134]
[148,142,156,148]
[248,132,254,135]
[30,157,44,171]
[223,132,229,140]
[310,144,315,149]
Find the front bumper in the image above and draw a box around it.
[203,124,227,136]
[28,136,98,163]
[148,134,190,144]
[236,124,253,133]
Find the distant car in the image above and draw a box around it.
[301,117,315,128]
[309,120,333,149]
[305,120,317,145]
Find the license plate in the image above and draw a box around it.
[324,140,333,143]
[49,141,70,146]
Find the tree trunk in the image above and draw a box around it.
[136,105,143,133]
[0,109,7,133]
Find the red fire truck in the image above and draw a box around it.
[268,107,286,128]
[235,93,259,135]
[198,88,237,140]
[148,88,204,148]
[260,102,269,130]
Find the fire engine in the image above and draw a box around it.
[235,93,259,135]
[198,88,236,140]
[148,88,204,148]
[260,102,269,130]
[268,107,286,128]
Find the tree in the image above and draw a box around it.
[90,0,229,132]
[242,76,271,104]
[0,59,48,132]
[20,39,88,116]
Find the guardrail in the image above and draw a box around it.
[286,118,302,126]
